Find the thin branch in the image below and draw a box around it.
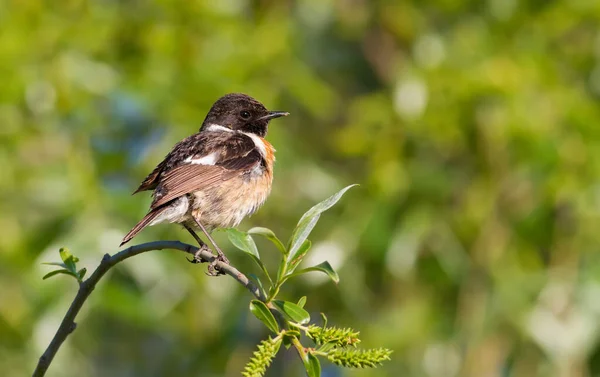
[33,240,265,377]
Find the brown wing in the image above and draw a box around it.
[149,145,263,209]
[133,159,167,194]
[132,132,256,195]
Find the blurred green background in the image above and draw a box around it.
[2,0,600,376]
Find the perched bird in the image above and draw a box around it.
[120,93,288,272]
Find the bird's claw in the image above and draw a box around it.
[187,239,229,277]
[188,244,212,264]
[205,253,230,277]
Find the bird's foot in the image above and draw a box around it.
[187,243,212,264]
[206,252,230,277]
[186,241,229,277]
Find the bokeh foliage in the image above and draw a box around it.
[2,0,600,376]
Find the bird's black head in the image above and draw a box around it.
[200,93,288,137]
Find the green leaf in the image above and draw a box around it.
[284,330,301,338]
[248,227,287,255]
[59,248,78,273]
[305,352,321,377]
[272,300,310,324]
[227,229,273,286]
[42,269,78,280]
[285,240,312,275]
[320,313,328,328]
[317,342,337,353]
[41,262,67,268]
[297,296,307,308]
[282,334,293,350]
[249,300,279,334]
[226,228,260,258]
[78,268,87,281]
[248,274,268,299]
[286,261,340,284]
[287,185,357,262]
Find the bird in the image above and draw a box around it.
[120,93,288,274]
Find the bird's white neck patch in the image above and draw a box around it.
[242,132,267,157]
[206,123,233,133]
[184,152,218,165]
[206,124,268,158]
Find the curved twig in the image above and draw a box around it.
[32,240,264,377]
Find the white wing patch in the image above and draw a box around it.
[242,132,267,157]
[184,152,218,165]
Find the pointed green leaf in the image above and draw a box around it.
[248,227,287,255]
[272,300,310,324]
[305,352,321,377]
[297,296,307,308]
[277,240,311,282]
[287,185,357,262]
[285,240,311,276]
[77,268,87,281]
[248,274,268,299]
[286,261,340,284]
[59,248,77,273]
[320,313,328,328]
[249,300,279,333]
[285,330,301,338]
[226,228,260,258]
[317,342,337,353]
[282,334,293,349]
[227,229,273,285]
[282,330,301,350]
[42,269,78,280]
[41,262,67,268]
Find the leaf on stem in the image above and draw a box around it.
[287,185,357,263]
[286,261,339,284]
[272,300,310,324]
[304,351,322,377]
[226,228,260,257]
[59,248,78,273]
[249,300,279,334]
[41,262,67,268]
[248,227,287,255]
[248,274,268,299]
[226,229,273,285]
[285,240,311,275]
[42,269,78,280]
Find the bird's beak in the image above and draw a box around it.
[259,111,289,120]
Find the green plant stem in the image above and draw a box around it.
[310,350,328,357]
[291,336,308,361]
[288,322,309,332]
[33,240,265,377]
[268,259,288,302]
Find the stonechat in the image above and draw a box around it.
[120,93,288,273]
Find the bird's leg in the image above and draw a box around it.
[183,224,211,264]
[191,217,230,276]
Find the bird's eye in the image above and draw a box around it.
[240,111,251,119]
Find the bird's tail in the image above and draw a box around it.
[120,210,162,247]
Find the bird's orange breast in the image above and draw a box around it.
[260,137,276,175]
